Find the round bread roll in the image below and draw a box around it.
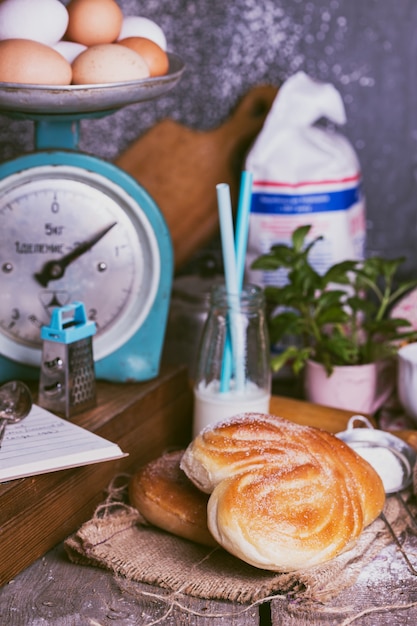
[129,449,217,547]
[180,413,385,572]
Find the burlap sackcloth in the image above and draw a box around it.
[64,477,413,605]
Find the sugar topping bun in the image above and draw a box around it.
[129,449,217,547]
[180,412,385,572]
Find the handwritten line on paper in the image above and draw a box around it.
[0,403,127,483]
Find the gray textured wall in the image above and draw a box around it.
[1,0,416,277]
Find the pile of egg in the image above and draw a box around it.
[0,0,170,85]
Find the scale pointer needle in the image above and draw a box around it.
[33,222,117,287]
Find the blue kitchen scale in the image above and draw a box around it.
[0,53,184,383]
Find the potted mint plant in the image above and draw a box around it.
[252,225,417,412]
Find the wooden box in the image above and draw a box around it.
[0,366,193,586]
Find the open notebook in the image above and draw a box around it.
[0,403,127,483]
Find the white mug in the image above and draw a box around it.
[397,343,417,423]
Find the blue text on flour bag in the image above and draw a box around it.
[245,72,366,290]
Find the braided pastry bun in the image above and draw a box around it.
[180,413,385,572]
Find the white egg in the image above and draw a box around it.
[0,0,69,46]
[53,40,87,64]
[117,16,167,51]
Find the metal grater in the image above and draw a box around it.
[38,302,97,418]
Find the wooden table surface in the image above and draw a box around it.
[1,382,417,625]
[2,527,417,626]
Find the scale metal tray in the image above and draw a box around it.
[0,52,184,115]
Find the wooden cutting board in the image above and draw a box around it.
[271,395,417,450]
[269,395,355,434]
[115,85,278,269]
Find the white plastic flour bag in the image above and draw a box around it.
[245,71,366,288]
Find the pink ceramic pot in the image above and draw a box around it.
[304,358,396,414]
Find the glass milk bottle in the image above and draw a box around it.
[192,283,271,437]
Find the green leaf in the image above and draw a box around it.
[270,345,312,375]
[373,257,403,281]
[264,284,295,306]
[269,311,303,342]
[315,306,350,326]
[251,254,283,271]
[323,260,357,286]
[346,296,375,316]
[268,245,297,265]
[317,332,360,365]
[365,317,412,339]
[288,265,322,297]
[315,289,348,309]
[291,224,312,252]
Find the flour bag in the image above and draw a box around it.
[245,71,366,288]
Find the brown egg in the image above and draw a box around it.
[0,38,72,85]
[71,43,150,84]
[65,0,123,46]
[118,36,169,77]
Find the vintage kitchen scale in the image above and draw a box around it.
[0,53,184,384]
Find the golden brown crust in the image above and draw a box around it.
[129,450,217,547]
[181,413,385,571]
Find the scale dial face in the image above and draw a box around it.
[0,163,160,367]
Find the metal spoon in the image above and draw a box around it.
[0,380,33,448]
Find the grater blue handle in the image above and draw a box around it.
[40,302,96,344]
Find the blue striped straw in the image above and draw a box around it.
[235,170,253,290]
[216,182,245,392]
[218,171,253,392]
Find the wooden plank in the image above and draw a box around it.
[270,541,417,625]
[0,544,258,625]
